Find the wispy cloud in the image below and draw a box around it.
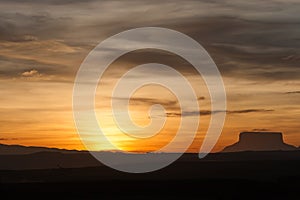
[166,109,274,117]
[251,128,270,132]
[0,137,19,141]
[198,96,205,100]
[21,69,42,77]
[285,91,300,94]
[0,0,299,82]
[227,109,274,114]
[113,96,178,108]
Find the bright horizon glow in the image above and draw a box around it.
[0,0,299,152]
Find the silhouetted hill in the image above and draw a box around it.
[0,151,102,170]
[1,142,300,170]
[223,132,297,152]
[0,143,80,155]
[1,150,300,170]
[1,144,300,199]
[2,158,300,199]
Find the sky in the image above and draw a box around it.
[0,0,299,152]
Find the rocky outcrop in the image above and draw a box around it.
[223,132,297,152]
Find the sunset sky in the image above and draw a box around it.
[0,0,299,152]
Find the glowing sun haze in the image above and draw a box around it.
[0,0,299,152]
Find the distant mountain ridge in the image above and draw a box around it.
[1,150,300,170]
[223,132,298,152]
[1,131,299,156]
[0,143,80,155]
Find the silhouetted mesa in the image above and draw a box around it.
[223,132,297,152]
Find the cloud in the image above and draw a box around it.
[91,16,300,82]
[0,38,83,81]
[0,0,97,5]
[10,35,38,42]
[177,18,300,82]
[166,109,274,117]
[285,91,300,94]
[166,110,211,117]
[19,68,64,81]
[113,96,178,109]
[251,128,270,132]
[0,137,18,141]
[0,0,299,151]
[0,0,299,83]
[227,109,274,114]
[131,97,177,106]
[21,69,42,77]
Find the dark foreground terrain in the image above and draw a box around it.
[1,152,300,199]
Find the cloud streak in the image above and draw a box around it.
[21,69,41,77]
[113,96,178,108]
[166,109,274,117]
[285,91,300,94]
[0,138,19,141]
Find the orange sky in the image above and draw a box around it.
[0,0,299,152]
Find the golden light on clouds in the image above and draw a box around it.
[0,0,299,152]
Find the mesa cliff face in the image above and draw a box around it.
[223,132,297,152]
